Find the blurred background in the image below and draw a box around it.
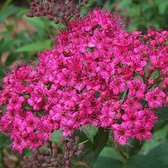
[0,0,168,167]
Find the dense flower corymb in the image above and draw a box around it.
[0,9,168,152]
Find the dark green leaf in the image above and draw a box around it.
[0,134,11,149]
[86,0,96,7]
[128,142,168,168]
[82,125,98,143]
[78,128,109,166]
[94,157,123,168]
[156,107,168,121]
[98,147,125,163]
[92,128,110,159]
[6,53,20,66]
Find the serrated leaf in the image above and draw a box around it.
[15,40,52,52]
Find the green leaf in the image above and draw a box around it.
[0,38,14,52]
[80,6,88,16]
[82,125,98,143]
[86,0,96,7]
[0,6,19,24]
[6,53,20,66]
[94,143,125,168]
[23,16,46,29]
[0,67,5,82]
[6,23,14,32]
[123,6,141,17]
[51,130,62,142]
[156,107,168,121]
[0,134,11,149]
[23,149,33,157]
[118,0,132,9]
[140,125,168,154]
[94,157,123,168]
[98,147,125,163]
[0,0,13,11]
[16,8,29,17]
[158,1,168,14]
[128,142,168,168]
[78,128,109,166]
[92,128,110,159]
[15,40,52,52]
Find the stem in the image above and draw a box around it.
[115,144,129,168]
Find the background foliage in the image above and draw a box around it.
[0,0,168,167]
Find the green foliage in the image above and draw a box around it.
[15,39,52,52]
[157,107,168,121]
[128,142,168,168]
[94,157,123,168]
[0,134,11,149]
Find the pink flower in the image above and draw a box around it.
[122,112,139,126]
[146,87,165,108]
[127,79,146,99]
[0,8,168,151]
[109,77,126,95]
[99,107,115,128]
[122,98,142,112]
[133,123,152,141]
[113,123,132,145]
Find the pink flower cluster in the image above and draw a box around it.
[0,9,168,152]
